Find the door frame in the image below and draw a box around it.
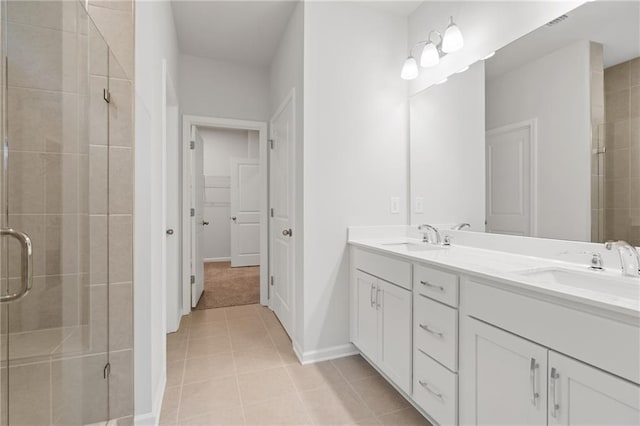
[181,115,269,315]
[486,119,538,237]
[162,60,181,333]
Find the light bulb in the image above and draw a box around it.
[401,56,419,80]
[420,42,440,68]
[442,16,464,53]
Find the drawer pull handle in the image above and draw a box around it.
[530,358,539,407]
[419,323,444,338]
[418,380,444,401]
[550,367,560,418]
[420,280,444,292]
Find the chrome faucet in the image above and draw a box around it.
[418,224,441,245]
[452,223,470,230]
[605,240,640,277]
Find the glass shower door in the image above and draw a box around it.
[1,1,110,424]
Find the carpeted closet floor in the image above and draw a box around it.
[195,262,260,310]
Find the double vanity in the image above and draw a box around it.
[348,226,640,425]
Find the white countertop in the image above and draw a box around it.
[348,237,640,320]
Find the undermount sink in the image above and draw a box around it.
[515,267,640,300]
[381,242,446,252]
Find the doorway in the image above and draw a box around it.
[181,116,269,315]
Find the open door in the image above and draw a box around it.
[190,126,205,307]
[230,158,260,267]
[269,93,296,337]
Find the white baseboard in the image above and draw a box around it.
[294,342,358,365]
[134,372,167,426]
[204,257,230,262]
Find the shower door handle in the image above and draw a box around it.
[0,228,33,302]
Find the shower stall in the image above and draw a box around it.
[0,0,133,424]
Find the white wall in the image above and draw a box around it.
[410,62,486,230]
[268,1,305,347]
[200,128,258,260]
[134,1,179,423]
[180,54,270,121]
[486,41,592,241]
[302,1,408,357]
[407,1,584,94]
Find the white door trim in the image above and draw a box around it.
[486,119,538,237]
[181,115,269,315]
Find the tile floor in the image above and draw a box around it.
[160,304,432,426]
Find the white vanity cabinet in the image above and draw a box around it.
[462,317,640,425]
[351,250,412,394]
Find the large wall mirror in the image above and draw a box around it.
[410,1,640,245]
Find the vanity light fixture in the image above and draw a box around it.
[442,16,464,53]
[400,56,419,80]
[401,16,464,80]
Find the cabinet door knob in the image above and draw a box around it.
[282,228,292,237]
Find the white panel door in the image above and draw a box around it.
[465,318,547,426]
[269,94,295,337]
[486,124,532,236]
[354,271,379,362]
[548,351,640,425]
[230,158,260,267]
[378,279,412,394]
[190,126,205,307]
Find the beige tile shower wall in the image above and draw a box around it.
[604,56,640,245]
[86,0,135,421]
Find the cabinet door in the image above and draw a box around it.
[548,351,640,425]
[378,279,412,394]
[354,270,378,361]
[462,318,547,426]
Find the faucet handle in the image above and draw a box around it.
[589,252,604,271]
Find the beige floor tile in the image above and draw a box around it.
[229,326,274,351]
[226,304,261,320]
[187,334,232,358]
[167,360,185,388]
[377,408,432,426]
[167,336,188,362]
[191,308,227,324]
[299,384,374,425]
[189,320,229,340]
[286,360,346,392]
[351,417,382,425]
[276,343,300,366]
[178,376,241,421]
[332,355,377,383]
[178,406,245,426]
[227,316,267,333]
[233,344,284,374]
[183,353,236,385]
[237,366,297,406]
[244,394,312,426]
[350,375,409,416]
[267,325,292,347]
[159,386,181,425]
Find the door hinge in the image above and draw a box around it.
[190,140,195,150]
[190,275,195,284]
[103,362,111,379]
[103,88,111,103]
[270,276,274,286]
[270,208,274,218]
[190,208,195,217]
[269,139,274,149]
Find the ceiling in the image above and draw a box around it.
[486,1,640,79]
[171,0,299,67]
[171,1,424,67]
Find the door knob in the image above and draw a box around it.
[230,217,237,222]
[202,221,209,226]
[282,228,293,237]
[166,229,174,235]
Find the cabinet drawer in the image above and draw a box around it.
[414,349,458,426]
[414,294,458,371]
[353,248,411,290]
[414,264,458,307]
